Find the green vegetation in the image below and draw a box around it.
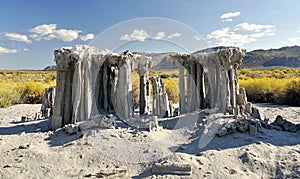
[238,68,300,105]
[0,70,56,107]
[1,68,300,108]
[131,70,179,107]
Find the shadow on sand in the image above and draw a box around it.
[0,118,51,135]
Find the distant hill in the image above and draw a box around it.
[241,46,300,68]
[133,52,178,70]
[43,46,300,70]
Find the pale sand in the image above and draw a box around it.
[0,104,299,178]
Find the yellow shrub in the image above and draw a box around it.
[0,70,56,107]
[163,78,179,103]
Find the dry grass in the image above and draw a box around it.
[0,71,56,107]
[1,68,300,108]
[238,68,300,105]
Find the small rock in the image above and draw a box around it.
[239,152,250,164]
[19,144,30,149]
[110,133,119,138]
[216,127,227,137]
[227,123,237,134]
[64,124,79,134]
[3,165,12,168]
[272,115,285,126]
[249,121,257,136]
[229,169,237,174]
[196,152,204,156]
[84,173,92,177]
[237,119,249,132]
[196,159,204,165]
[206,171,213,174]
[21,116,28,122]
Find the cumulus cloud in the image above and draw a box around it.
[80,33,94,41]
[207,27,231,39]
[206,25,276,47]
[221,12,240,22]
[23,48,29,52]
[222,18,233,22]
[234,22,275,32]
[29,34,42,41]
[120,29,182,41]
[44,29,81,42]
[152,31,166,40]
[29,24,92,42]
[29,24,57,36]
[167,32,181,39]
[0,46,17,54]
[220,12,241,19]
[120,29,149,41]
[4,33,31,43]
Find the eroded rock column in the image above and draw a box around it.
[136,55,152,115]
[150,76,170,118]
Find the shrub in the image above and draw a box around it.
[163,78,179,103]
[0,84,21,107]
[0,70,56,108]
[284,80,300,106]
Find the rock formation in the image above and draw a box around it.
[150,76,170,118]
[31,86,56,121]
[40,86,56,118]
[169,47,248,115]
[52,46,136,129]
[52,45,254,130]
[135,54,152,115]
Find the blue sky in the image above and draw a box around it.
[0,0,300,69]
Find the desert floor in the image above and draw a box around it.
[0,104,299,178]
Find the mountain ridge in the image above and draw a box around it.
[43,46,300,70]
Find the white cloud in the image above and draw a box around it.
[167,32,181,39]
[29,34,42,41]
[152,31,166,40]
[298,30,300,33]
[80,33,95,41]
[206,25,275,47]
[120,30,182,41]
[220,12,241,20]
[4,33,31,43]
[44,29,81,42]
[234,22,275,32]
[29,24,88,42]
[207,27,231,39]
[29,24,57,36]
[23,48,29,52]
[207,29,256,47]
[0,46,17,54]
[120,34,131,41]
[120,29,149,41]
[222,18,233,22]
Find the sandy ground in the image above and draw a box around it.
[0,104,299,178]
